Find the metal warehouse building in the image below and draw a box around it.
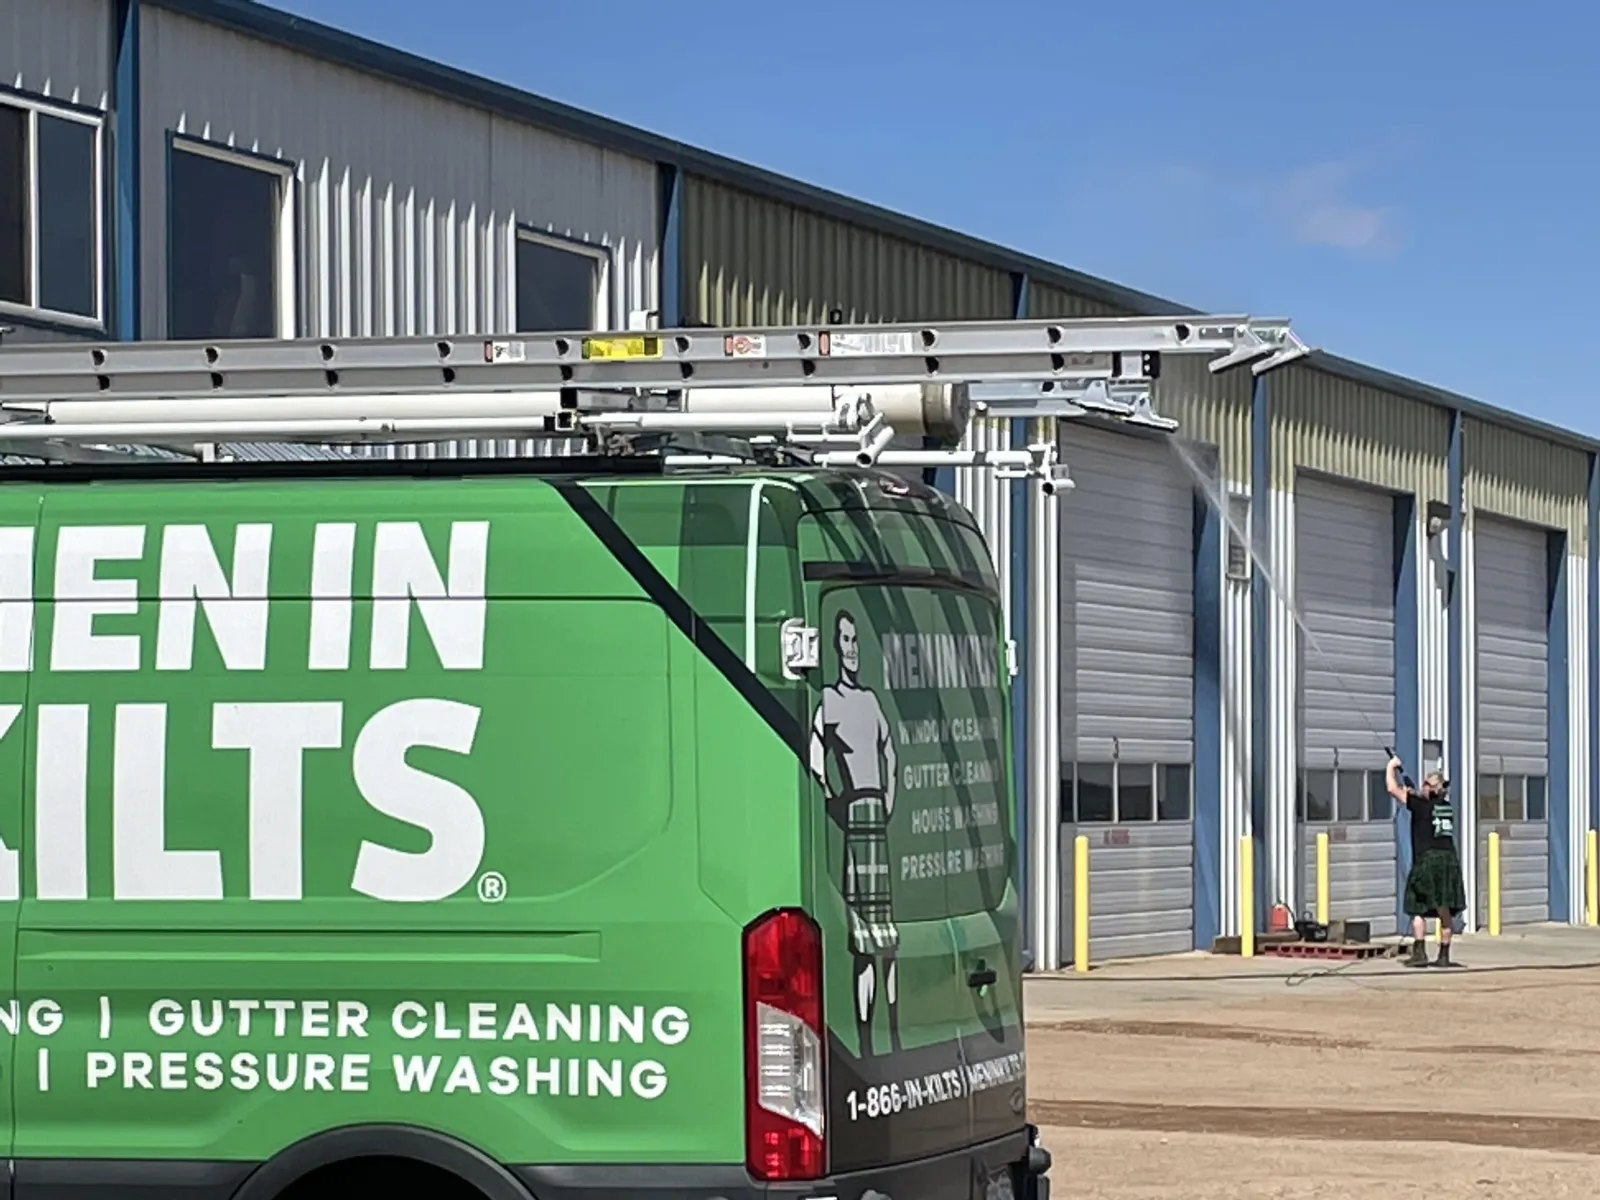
[5,0,1597,968]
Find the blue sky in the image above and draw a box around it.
[276,0,1599,435]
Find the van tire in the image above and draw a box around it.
[230,1126,535,1200]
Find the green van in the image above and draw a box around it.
[0,455,1046,1200]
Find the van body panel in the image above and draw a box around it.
[0,464,1034,1195]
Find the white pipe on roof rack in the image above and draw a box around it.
[1,391,568,427]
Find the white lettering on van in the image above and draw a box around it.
[114,704,224,901]
[369,522,489,672]
[52,526,144,672]
[308,522,356,672]
[0,527,33,673]
[35,704,89,900]
[351,698,484,902]
[212,702,345,901]
[0,705,19,898]
[155,524,273,672]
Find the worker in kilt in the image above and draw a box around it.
[1386,756,1467,968]
[809,609,902,1056]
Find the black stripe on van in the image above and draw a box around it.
[552,479,809,760]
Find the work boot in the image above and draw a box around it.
[1405,939,1429,968]
[1433,942,1462,969]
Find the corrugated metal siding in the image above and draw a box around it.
[681,175,1012,326]
[1567,552,1590,925]
[1266,487,1298,906]
[1466,417,1589,547]
[1272,364,1450,504]
[1300,823,1397,931]
[140,7,659,341]
[1025,283,1129,319]
[1059,822,1193,961]
[1220,507,1251,936]
[1154,357,1252,488]
[1,0,111,109]
[1295,476,1396,771]
[1059,427,1194,763]
[1420,508,1450,746]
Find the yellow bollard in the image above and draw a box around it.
[1487,831,1501,937]
[1240,836,1255,958]
[1315,832,1330,926]
[1073,835,1090,973]
[1587,829,1598,928]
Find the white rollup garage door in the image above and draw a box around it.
[1058,427,1195,961]
[1294,476,1398,931]
[1473,515,1550,927]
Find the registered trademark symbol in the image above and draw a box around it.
[477,871,507,903]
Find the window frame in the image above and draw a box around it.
[166,134,300,340]
[1060,760,1193,824]
[513,225,613,332]
[0,87,106,330]
[1476,771,1549,823]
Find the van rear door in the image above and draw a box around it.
[800,494,1025,1171]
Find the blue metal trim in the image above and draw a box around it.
[1392,494,1419,935]
[1191,484,1223,948]
[1010,276,1032,966]
[657,162,682,329]
[1549,531,1573,922]
[170,130,297,171]
[0,81,106,118]
[1589,454,1598,842]
[1248,374,1270,923]
[0,311,112,341]
[1446,411,1465,884]
[112,0,141,340]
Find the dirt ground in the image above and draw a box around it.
[1025,949,1600,1197]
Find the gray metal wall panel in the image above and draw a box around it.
[139,7,659,342]
[1295,476,1396,771]
[1,0,112,109]
[1300,822,1397,931]
[1060,427,1194,764]
[1474,516,1549,775]
[1476,824,1549,926]
[681,175,1013,327]
[1060,823,1194,961]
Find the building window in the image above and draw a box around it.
[168,141,296,340]
[1477,773,1547,822]
[0,96,102,324]
[1060,761,1192,823]
[515,231,608,332]
[1298,768,1392,822]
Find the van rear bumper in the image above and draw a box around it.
[514,1127,1050,1200]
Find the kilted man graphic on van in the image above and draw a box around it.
[809,608,902,1057]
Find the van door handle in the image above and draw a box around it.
[968,966,997,988]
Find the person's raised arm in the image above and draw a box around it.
[1386,756,1410,805]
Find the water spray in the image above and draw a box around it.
[1163,436,1410,784]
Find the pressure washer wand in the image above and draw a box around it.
[1383,746,1416,792]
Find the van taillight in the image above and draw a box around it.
[743,908,826,1181]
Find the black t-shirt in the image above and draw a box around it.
[1408,789,1458,857]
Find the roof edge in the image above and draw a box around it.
[148,1,1600,461]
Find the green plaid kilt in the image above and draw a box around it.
[1404,848,1467,917]
[842,790,899,957]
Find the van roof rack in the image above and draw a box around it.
[0,315,1310,491]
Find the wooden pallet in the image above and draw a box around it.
[1210,932,1300,955]
[1260,940,1393,960]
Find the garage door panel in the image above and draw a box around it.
[1059,427,1196,962]
[1473,515,1551,925]
[1296,477,1397,921]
